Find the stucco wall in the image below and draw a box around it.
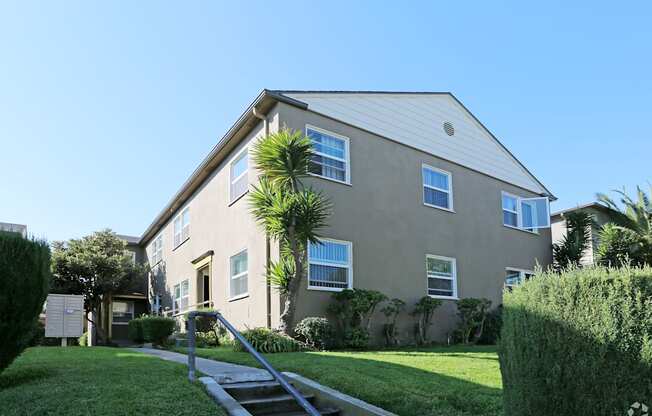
[277,102,553,343]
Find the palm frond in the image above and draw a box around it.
[250,129,312,191]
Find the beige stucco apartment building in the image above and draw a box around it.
[127,90,554,343]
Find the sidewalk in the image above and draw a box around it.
[131,347,274,384]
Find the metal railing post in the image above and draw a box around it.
[187,314,196,382]
[185,310,320,416]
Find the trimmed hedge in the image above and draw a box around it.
[139,316,175,345]
[233,328,302,353]
[128,318,144,343]
[499,267,652,416]
[0,232,51,372]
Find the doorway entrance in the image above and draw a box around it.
[197,266,211,308]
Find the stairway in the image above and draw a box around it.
[222,380,340,415]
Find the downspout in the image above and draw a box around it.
[252,106,272,329]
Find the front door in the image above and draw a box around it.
[197,266,211,308]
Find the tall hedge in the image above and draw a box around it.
[499,267,652,416]
[0,232,51,372]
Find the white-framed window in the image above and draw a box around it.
[422,164,453,211]
[173,280,189,314]
[306,126,350,184]
[229,250,248,299]
[501,191,550,233]
[150,234,163,265]
[112,300,134,324]
[504,268,535,291]
[173,207,190,248]
[230,148,248,203]
[308,238,352,291]
[426,254,458,299]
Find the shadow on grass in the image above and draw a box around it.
[185,346,502,416]
[0,367,52,390]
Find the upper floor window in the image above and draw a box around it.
[505,268,534,291]
[150,234,163,265]
[173,207,190,248]
[173,279,189,314]
[306,126,350,184]
[426,255,457,299]
[502,192,551,233]
[422,165,453,211]
[308,238,352,291]
[230,250,248,300]
[230,148,248,203]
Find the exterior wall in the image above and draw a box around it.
[277,102,553,343]
[143,106,281,330]
[0,222,27,236]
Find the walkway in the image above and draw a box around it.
[131,347,274,384]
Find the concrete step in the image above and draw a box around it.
[239,393,316,415]
[222,380,287,401]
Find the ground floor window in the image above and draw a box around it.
[426,255,457,299]
[308,238,352,291]
[230,250,248,299]
[504,268,535,291]
[112,300,134,324]
[173,280,189,313]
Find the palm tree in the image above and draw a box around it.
[596,186,652,265]
[249,129,332,334]
[552,211,593,271]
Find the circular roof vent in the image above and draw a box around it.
[443,121,455,136]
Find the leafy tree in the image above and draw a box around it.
[411,296,442,345]
[595,223,640,267]
[0,232,51,373]
[455,298,492,345]
[597,186,652,265]
[51,229,147,344]
[552,211,593,271]
[381,298,405,346]
[249,129,332,334]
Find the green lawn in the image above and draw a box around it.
[175,345,502,416]
[0,347,224,416]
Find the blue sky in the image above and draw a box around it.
[1,1,651,242]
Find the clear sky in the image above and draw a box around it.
[1,1,651,242]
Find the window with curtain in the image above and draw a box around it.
[230,250,248,298]
[307,127,349,183]
[308,239,352,290]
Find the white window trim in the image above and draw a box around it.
[173,207,190,249]
[229,248,249,301]
[426,254,459,300]
[307,237,353,292]
[229,147,249,204]
[422,164,454,212]
[305,125,351,186]
[150,234,163,266]
[173,280,189,315]
[504,267,535,290]
[111,300,134,325]
[501,191,539,235]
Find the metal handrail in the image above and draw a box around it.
[186,311,320,416]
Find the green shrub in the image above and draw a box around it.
[0,232,51,373]
[128,318,144,343]
[381,298,405,347]
[184,309,227,347]
[233,328,302,353]
[499,267,652,416]
[411,296,442,345]
[140,316,176,345]
[455,298,491,345]
[78,332,88,347]
[294,317,335,350]
[328,289,387,348]
[478,306,502,345]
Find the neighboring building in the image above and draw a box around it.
[0,222,27,236]
[129,90,554,343]
[551,203,614,266]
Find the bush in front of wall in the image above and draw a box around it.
[0,232,51,373]
[128,318,145,343]
[294,317,335,350]
[499,267,652,416]
[455,298,492,345]
[478,306,503,345]
[78,332,88,347]
[184,309,227,347]
[140,316,176,346]
[381,298,405,347]
[233,327,302,353]
[328,288,387,348]
[411,296,442,345]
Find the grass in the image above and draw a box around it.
[0,347,224,416]
[175,345,502,416]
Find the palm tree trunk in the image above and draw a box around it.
[279,221,304,334]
